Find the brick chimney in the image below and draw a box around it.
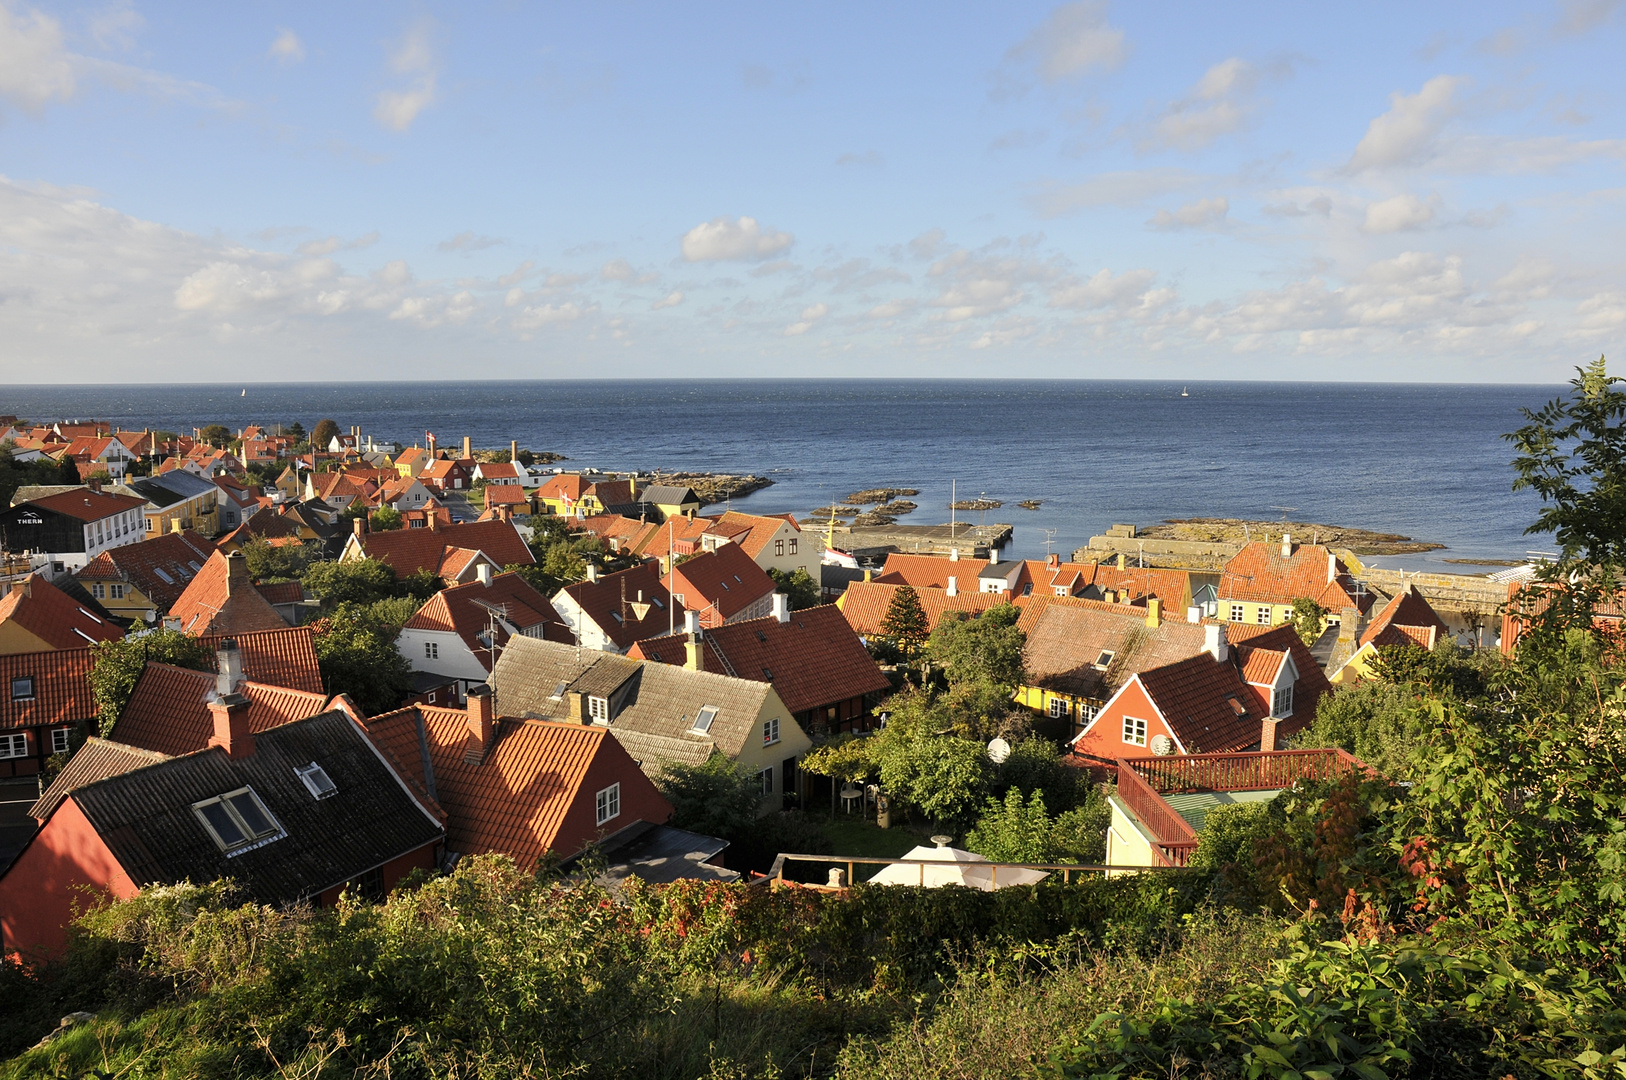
[225,551,249,596]
[215,637,243,697]
[207,693,254,758]
[466,685,495,754]
[426,512,439,531]
[1260,716,1280,752]
[1145,597,1161,628]
[566,690,586,722]
[1046,552,1060,570]
[87,477,103,493]
[353,515,367,537]
[772,592,790,623]
[1204,622,1229,663]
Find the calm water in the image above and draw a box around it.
[2,380,1562,570]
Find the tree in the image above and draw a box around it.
[880,584,929,661]
[240,537,311,582]
[53,454,81,484]
[302,558,399,607]
[767,567,820,611]
[1290,597,1327,646]
[928,603,1026,690]
[311,419,341,450]
[1294,678,1430,780]
[655,755,763,842]
[369,505,404,532]
[966,788,1056,863]
[993,737,1079,811]
[199,424,231,448]
[310,602,414,715]
[88,630,215,732]
[285,420,306,443]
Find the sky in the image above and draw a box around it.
[0,1,1623,384]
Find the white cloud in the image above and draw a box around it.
[373,19,438,132]
[1494,257,1556,300]
[89,2,143,52]
[836,150,882,167]
[680,215,794,262]
[0,1,76,111]
[785,302,828,335]
[868,298,914,319]
[268,28,304,65]
[438,231,502,253]
[600,257,660,284]
[1050,268,1158,309]
[1006,2,1126,85]
[296,232,378,256]
[1346,75,1463,172]
[1028,169,1202,217]
[1149,196,1229,230]
[1362,193,1438,233]
[651,290,684,310]
[511,302,584,334]
[1556,0,1621,34]
[1144,58,1259,152]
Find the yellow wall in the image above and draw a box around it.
[1330,642,1379,685]
[1105,796,1160,874]
[84,581,158,622]
[1218,600,1293,627]
[0,621,52,656]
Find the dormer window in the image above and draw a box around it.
[1271,684,1294,718]
[294,762,337,799]
[588,696,609,724]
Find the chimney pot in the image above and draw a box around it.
[1327,551,1337,583]
[462,436,472,460]
[1204,622,1229,663]
[1116,552,1126,570]
[948,547,959,562]
[772,592,790,623]
[467,684,495,752]
[684,609,701,635]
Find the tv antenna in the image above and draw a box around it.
[1041,528,1057,556]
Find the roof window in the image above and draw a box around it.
[690,705,719,734]
[1093,650,1115,669]
[10,676,34,702]
[761,667,773,680]
[294,762,337,799]
[1228,697,1248,717]
[152,567,174,584]
[192,787,285,856]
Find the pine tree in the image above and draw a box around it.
[881,584,930,660]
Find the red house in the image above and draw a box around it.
[662,542,777,627]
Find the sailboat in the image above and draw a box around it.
[240,388,246,397]
[1181,386,1189,397]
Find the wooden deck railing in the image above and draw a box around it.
[1114,760,1199,865]
[1122,747,1364,795]
[761,851,1185,889]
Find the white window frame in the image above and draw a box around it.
[763,717,781,745]
[1047,697,1068,719]
[588,696,610,724]
[1122,716,1148,747]
[425,641,439,660]
[595,782,621,825]
[294,762,337,799]
[0,733,28,759]
[1079,701,1101,724]
[1272,684,1294,718]
[191,787,285,856]
[1229,603,1245,622]
[759,767,774,795]
[788,538,797,554]
[51,728,71,755]
[1256,606,1272,625]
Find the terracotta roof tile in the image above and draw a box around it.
[403,571,569,670]
[347,519,535,577]
[0,576,124,650]
[0,646,97,731]
[1219,541,1366,612]
[663,543,776,625]
[836,580,1008,636]
[106,662,329,756]
[74,531,216,609]
[198,626,324,694]
[20,487,146,522]
[167,551,289,636]
[629,604,890,715]
[557,563,682,651]
[1360,585,1450,649]
[703,511,800,560]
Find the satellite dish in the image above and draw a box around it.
[987,737,1011,764]
[1150,734,1175,756]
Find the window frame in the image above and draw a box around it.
[424,641,439,660]
[690,705,718,734]
[1229,603,1245,622]
[595,782,621,826]
[1256,606,1272,625]
[10,676,35,702]
[763,717,781,745]
[293,762,338,800]
[191,787,286,856]
[0,733,28,759]
[1271,684,1294,718]
[1047,697,1068,718]
[758,767,774,795]
[1122,716,1148,747]
[588,695,610,724]
[51,728,71,755]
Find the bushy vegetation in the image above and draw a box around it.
[87,629,215,732]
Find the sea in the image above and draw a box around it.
[2,380,1564,573]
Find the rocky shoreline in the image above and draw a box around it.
[646,471,775,506]
[1144,518,1444,556]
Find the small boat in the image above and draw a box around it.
[1181,386,1189,397]
[241,388,246,397]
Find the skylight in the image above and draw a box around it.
[690,706,719,734]
[192,787,284,855]
[294,762,337,799]
[1094,650,1115,668]
[152,567,174,584]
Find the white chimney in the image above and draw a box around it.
[1187,606,1201,623]
[215,637,243,697]
[948,547,959,562]
[946,575,958,596]
[684,609,701,635]
[476,562,492,586]
[772,593,790,623]
[585,563,598,583]
[1281,533,1293,558]
[1327,551,1337,583]
[1204,622,1228,663]
[988,544,1001,563]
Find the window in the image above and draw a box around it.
[51,728,71,755]
[775,539,784,556]
[10,676,35,701]
[1094,650,1116,669]
[91,583,104,599]
[1122,716,1147,747]
[426,691,437,703]
[788,538,797,554]
[1256,606,1272,625]
[146,518,154,531]
[763,717,781,745]
[424,642,439,660]
[1229,603,1245,622]
[1272,684,1294,718]
[1022,583,1034,596]
[294,762,337,799]
[1047,697,1069,718]
[690,706,719,734]
[0,733,27,759]
[595,783,621,825]
[759,768,774,795]
[1079,702,1100,724]
[192,787,284,855]
[588,695,609,724]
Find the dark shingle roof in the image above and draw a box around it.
[30,738,169,821]
[70,711,443,905]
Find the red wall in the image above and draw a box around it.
[551,737,673,857]
[0,797,138,962]
[1074,679,1178,760]
[317,843,438,906]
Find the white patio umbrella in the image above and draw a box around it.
[865,840,1049,890]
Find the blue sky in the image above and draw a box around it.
[1,1,1622,382]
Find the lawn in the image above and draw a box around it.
[815,813,923,861]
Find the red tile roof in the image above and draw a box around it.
[876,552,992,589]
[0,647,97,731]
[536,474,588,503]
[557,563,682,651]
[74,531,216,609]
[1219,541,1367,613]
[703,511,800,560]
[253,581,305,606]
[196,625,323,694]
[579,514,661,555]
[483,485,530,508]
[167,551,289,636]
[629,604,890,715]
[0,576,123,650]
[1022,600,1206,699]
[662,543,776,625]
[403,572,569,670]
[363,704,672,864]
[347,519,535,577]
[836,580,1008,636]
[106,662,329,756]
[641,515,712,563]
[21,487,146,522]
[1360,585,1450,649]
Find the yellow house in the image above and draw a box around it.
[637,484,701,522]
[1328,584,1451,685]
[395,446,433,479]
[126,473,221,538]
[534,474,637,517]
[0,576,124,654]
[75,530,218,625]
[1216,538,1365,633]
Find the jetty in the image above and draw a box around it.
[828,521,1012,559]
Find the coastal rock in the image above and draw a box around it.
[846,487,919,504]
[872,500,916,514]
[1018,500,1042,510]
[949,498,1002,512]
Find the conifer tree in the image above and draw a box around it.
[881,584,929,660]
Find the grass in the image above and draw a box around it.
[815,813,923,860]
